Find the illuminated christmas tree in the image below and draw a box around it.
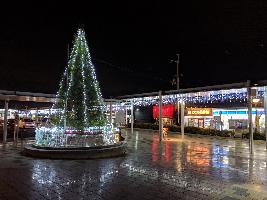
[35,28,115,147]
[53,28,105,129]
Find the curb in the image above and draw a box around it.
[23,142,127,159]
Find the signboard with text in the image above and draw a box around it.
[229,119,248,129]
[153,104,175,119]
[185,108,213,116]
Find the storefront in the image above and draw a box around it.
[213,108,265,132]
[0,109,17,120]
[184,107,265,133]
[184,108,213,128]
[153,104,175,126]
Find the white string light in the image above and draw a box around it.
[35,28,116,147]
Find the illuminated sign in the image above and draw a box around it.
[185,108,213,116]
[153,104,175,119]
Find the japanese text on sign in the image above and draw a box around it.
[185,108,213,116]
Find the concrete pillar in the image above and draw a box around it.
[159,91,163,141]
[125,105,128,126]
[13,125,16,142]
[109,101,112,125]
[16,111,19,141]
[177,100,180,125]
[3,100,8,144]
[13,112,18,142]
[264,86,267,149]
[247,84,254,154]
[48,108,51,127]
[181,98,185,138]
[131,100,134,134]
[36,108,38,127]
[63,107,67,130]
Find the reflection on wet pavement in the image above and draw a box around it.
[0,129,267,199]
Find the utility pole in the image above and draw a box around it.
[171,53,181,125]
[176,54,180,90]
[175,54,180,125]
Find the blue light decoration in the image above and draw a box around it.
[213,110,265,115]
[127,87,265,106]
[211,145,229,169]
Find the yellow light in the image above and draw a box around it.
[115,133,120,142]
[252,98,260,103]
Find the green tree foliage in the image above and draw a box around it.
[52,28,106,130]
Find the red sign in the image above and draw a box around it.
[153,104,175,119]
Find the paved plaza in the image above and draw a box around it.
[0,129,267,199]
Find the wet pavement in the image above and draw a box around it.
[0,129,267,199]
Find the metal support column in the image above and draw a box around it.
[3,100,8,144]
[13,112,18,142]
[176,54,180,125]
[181,98,185,138]
[36,108,38,127]
[131,100,134,134]
[15,111,19,142]
[265,86,267,149]
[177,100,180,125]
[64,67,68,131]
[247,83,254,154]
[109,101,112,125]
[125,105,128,126]
[159,91,163,141]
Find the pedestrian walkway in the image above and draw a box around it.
[0,130,267,199]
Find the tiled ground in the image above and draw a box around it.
[1,129,267,199]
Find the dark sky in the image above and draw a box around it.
[1,1,267,98]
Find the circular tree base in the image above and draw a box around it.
[23,142,127,159]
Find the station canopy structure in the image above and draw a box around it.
[0,90,56,110]
[1,81,267,113]
[1,80,267,154]
[113,81,267,109]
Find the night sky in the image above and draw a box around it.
[1,1,267,98]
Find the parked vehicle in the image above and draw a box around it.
[7,119,16,130]
[0,119,17,129]
[19,118,35,129]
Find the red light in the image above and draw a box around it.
[153,104,175,119]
